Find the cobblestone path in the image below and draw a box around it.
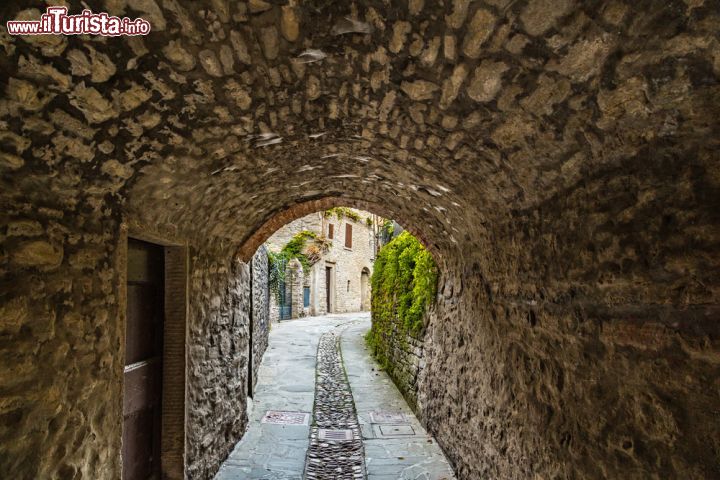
[304,325,366,479]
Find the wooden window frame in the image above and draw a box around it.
[345,223,353,249]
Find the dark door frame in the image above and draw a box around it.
[121,228,188,480]
[325,264,334,313]
[124,238,164,480]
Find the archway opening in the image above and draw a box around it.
[258,205,430,322]
[227,204,448,478]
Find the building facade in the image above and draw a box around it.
[266,209,380,321]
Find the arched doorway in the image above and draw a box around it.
[360,267,371,311]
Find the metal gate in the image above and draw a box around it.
[279,276,292,320]
[275,256,292,320]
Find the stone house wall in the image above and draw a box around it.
[288,258,304,319]
[265,215,323,253]
[186,249,251,480]
[319,212,376,314]
[160,237,272,480]
[266,209,378,318]
[308,263,329,317]
[269,294,280,324]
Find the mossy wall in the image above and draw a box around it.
[366,231,437,409]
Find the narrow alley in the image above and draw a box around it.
[215,313,455,480]
[1,1,719,479]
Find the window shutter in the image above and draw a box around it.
[328,223,334,239]
[345,223,352,248]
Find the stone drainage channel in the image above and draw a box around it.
[304,325,366,479]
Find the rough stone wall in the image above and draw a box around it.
[309,262,329,317]
[251,246,270,393]
[370,313,427,410]
[0,208,123,479]
[269,292,280,324]
[418,155,720,479]
[186,248,251,480]
[265,213,323,253]
[288,257,304,319]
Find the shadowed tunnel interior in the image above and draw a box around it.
[0,0,719,479]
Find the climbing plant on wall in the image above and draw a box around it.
[267,230,331,300]
[323,206,361,222]
[267,250,288,302]
[380,219,394,244]
[369,231,438,335]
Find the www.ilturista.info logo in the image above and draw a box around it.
[7,6,151,36]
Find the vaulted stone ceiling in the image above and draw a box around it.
[2,0,717,257]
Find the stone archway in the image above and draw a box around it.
[234,197,442,263]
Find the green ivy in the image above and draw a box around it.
[324,206,361,222]
[380,219,394,243]
[364,329,391,370]
[267,230,320,300]
[280,230,317,270]
[369,231,438,334]
[267,250,287,302]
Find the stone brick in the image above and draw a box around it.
[280,5,300,42]
[462,9,496,59]
[467,60,509,102]
[11,240,63,269]
[520,0,575,36]
[401,80,439,101]
[0,297,28,334]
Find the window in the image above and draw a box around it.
[303,286,310,307]
[328,223,334,239]
[345,223,352,248]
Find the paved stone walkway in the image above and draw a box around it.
[214,313,455,480]
[305,326,365,479]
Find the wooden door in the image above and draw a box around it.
[123,239,164,480]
